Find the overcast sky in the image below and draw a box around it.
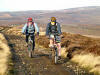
[0,0,100,11]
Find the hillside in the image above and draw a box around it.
[62,25,100,36]
[1,26,100,75]
[1,25,100,74]
[0,6,100,26]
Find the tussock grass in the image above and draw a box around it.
[0,34,7,44]
[0,33,10,75]
[71,54,100,74]
[7,26,22,35]
[0,27,4,31]
[61,48,67,58]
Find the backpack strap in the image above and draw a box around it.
[49,22,58,33]
[27,22,35,28]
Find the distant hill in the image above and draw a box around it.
[0,6,100,26]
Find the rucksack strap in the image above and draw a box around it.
[27,22,35,27]
[26,22,35,33]
[49,22,58,33]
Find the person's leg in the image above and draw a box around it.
[26,34,29,44]
[49,34,54,47]
[55,36,61,57]
[57,43,61,56]
[31,34,35,50]
[49,38,54,47]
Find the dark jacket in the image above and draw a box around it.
[46,22,62,36]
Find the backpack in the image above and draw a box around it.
[26,22,35,33]
[49,22,58,34]
[27,22,35,27]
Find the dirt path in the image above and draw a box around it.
[1,27,92,75]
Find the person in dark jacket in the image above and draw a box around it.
[46,17,62,59]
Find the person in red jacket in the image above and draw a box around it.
[22,17,39,51]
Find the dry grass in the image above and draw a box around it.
[0,33,10,75]
[71,54,100,74]
[39,32,45,35]
[7,26,22,36]
[0,27,4,31]
[5,26,100,74]
[35,32,100,74]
